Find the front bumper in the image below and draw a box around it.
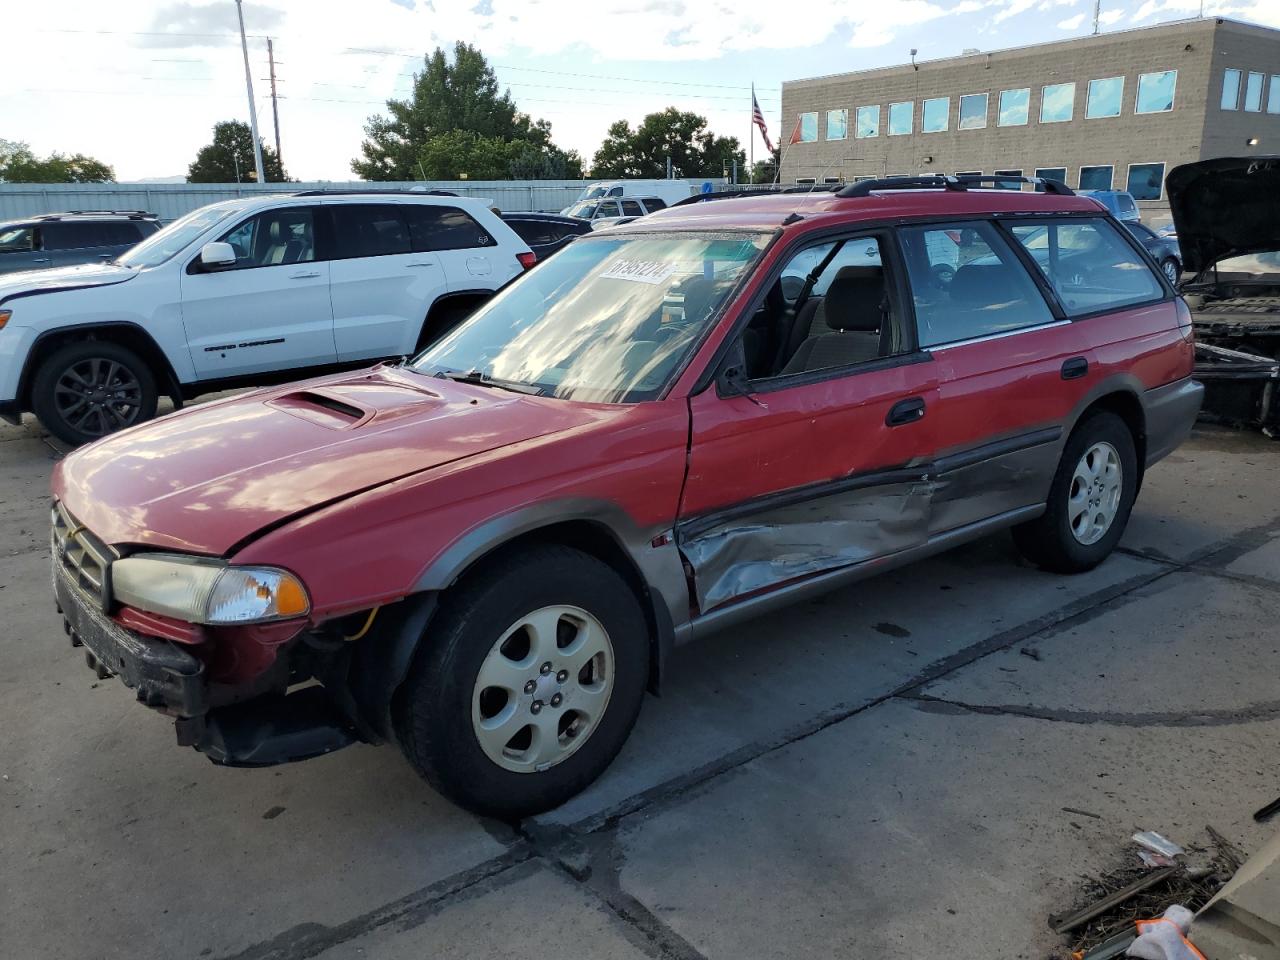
[1142,376,1204,467]
[53,557,207,716]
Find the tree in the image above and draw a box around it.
[748,149,781,184]
[352,41,578,181]
[590,108,745,180]
[187,121,288,183]
[0,139,114,183]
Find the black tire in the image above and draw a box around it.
[393,545,649,818]
[1012,411,1138,574]
[31,340,158,446]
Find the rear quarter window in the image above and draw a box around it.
[1007,218,1165,317]
[405,205,495,251]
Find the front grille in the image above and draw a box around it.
[51,502,117,609]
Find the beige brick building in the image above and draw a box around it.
[780,17,1280,222]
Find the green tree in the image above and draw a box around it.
[353,42,577,181]
[748,149,781,184]
[0,139,114,183]
[590,108,745,180]
[187,121,288,183]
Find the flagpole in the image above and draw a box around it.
[749,84,755,185]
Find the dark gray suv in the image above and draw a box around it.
[0,211,161,274]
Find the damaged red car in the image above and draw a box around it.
[51,175,1202,816]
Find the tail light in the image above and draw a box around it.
[1175,296,1194,343]
[516,251,537,271]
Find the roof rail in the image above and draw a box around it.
[290,188,459,197]
[33,210,157,220]
[671,184,841,207]
[837,174,1073,198]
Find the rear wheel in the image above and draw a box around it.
[1160,257,1180,284]
[393,545,649,818]
[1012,411,1137,573]
[31,340,158,446]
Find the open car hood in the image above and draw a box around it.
[1167,156,1280,276]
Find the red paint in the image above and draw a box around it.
[52,187,1196,694]
[114,606,206,646]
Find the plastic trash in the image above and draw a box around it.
[1125,906,1204,960]
[1133,831,1184,858]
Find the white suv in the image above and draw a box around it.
[0,192,534,445]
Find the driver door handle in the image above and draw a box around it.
[289,270,321,279]
[886,396,927,427]
[405,262,436,268]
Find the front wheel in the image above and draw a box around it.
[1012,411,1138,573]
[31,340,158,446]
[393,545,649,818]
[1161,258,1180,284]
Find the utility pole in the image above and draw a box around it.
[267,38,282,167]
[235,0,266,185]
[1093,0,1101,34]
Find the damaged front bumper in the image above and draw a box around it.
[1193,342,1280,436]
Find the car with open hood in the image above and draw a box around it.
[1170,156,1280,435]
[50,175,1201,817]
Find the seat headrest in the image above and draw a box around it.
[676,276,719,323]
[268,220,283,241]
[823,265,885,332]
[951,263,1019,305]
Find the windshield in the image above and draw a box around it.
[411,232,769,403]
[577,186,608,201]
[1215,251,1280,280]
[115,204,242,268]
[566,202,598,219]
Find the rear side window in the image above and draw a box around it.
[643,198,667,211]
[506,219,557,245]
[331,204,410,259]
[404,205,494,251]
[899,221,1056,347]
[99,222,144,245]
[1007,218,1165,317]
[621,200,644,217]
[42,222,109,250]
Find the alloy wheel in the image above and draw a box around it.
[53,357,144,438]
[1068,441,1123,546]
[471,604,614,773]
[1162,259,1179,283]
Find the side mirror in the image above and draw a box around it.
[199,241,236,270]
[714,339,763,405]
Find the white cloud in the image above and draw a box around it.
[1057,11,1086,26]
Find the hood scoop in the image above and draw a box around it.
[267,390,372,429]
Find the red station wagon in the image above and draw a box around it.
[50,176,1202,816]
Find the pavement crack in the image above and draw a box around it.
[900,692,1280,728]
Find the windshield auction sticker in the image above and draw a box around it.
[599,259,680,285]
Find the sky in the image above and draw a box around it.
[3,0,1279,182]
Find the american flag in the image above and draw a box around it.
[752,86,774,153]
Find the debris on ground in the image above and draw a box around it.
[1190,827,1280,960]
[1126,905,1199,960]
[1133,832,1185,859]
[1255,795,1280,823]
[1053,828,1244,958]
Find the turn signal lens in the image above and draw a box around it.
[206,567,310,623]
[0,310,11,330]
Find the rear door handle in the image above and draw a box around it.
[886,396,926,427]
[1061,357,1089,380]
[289,271,321,279]
[405,262,436,268]
[32,258,51,264]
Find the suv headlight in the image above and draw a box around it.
[111,555,310,625]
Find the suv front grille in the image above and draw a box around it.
[51,502,117,609]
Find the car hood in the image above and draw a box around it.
[0,261,136,304]
[1167,156,1280,275]
[52,366,613,556]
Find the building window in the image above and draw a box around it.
[1080,165,1113,191]
[999,88,1030,126]
[797,112,818,143]
[1034,167,1067,191]
[855,105,879,138]
[1222,68,1242,110]
[795,177,818,185]
[852,176,875,183]
[1244,72,1264,112]
[826,109,848,140]
[888,101,913,136]
[955,171,982,177]
[823,176,844,184]
[1086,77,1124,119]
[958,93,988,130]
[1135,71,1176,114]
[1127,162,1166,201]
[1040,82,1075,123]
[922,97,950,132]
[994,169,1023,190]
[1270,76,1280,115]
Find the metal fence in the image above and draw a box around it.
[0,180,711,221]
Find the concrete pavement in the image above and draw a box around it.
[1,412,1277,959]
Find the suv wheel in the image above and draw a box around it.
[393,545,649,818]
[1160,258,1180,283]
[31,341,158,446]
[1012,411,1138,573]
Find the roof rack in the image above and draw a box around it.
[671,184,842,207]
[291,189,459,197]
[837,174,1074,198]
[33,210,157,220]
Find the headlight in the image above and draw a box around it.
[111,555,310,625]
